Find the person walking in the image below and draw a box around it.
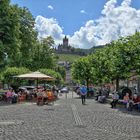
[80,85,87,105]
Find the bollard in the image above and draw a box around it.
[65,92,67,99]
[72,90,73,98]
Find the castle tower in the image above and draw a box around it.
[63,36,68,46]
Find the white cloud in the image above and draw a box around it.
[69,0,140,48]
[121,0,132,7]
[102,0,117,16]
[35,16,64,45]
[69,20,96,48]
[80,10,86,14]
[35,0,140,49]
[48,5,54,10]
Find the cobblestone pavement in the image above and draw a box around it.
[0,92,140,140]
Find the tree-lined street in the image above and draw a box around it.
[0,93,140,140]
[1,1,140,139]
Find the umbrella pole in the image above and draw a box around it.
[37,78,39,91]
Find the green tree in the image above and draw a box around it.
[54,65,66,80]
[72,31,140,90]
[39,68,64,85]
[32,36,55,70]
[126,32,140,73]
[89,48,112,85]
[0,2,39,69]
[107,39,135,90]
[0,0,21,67]
[2,67,30,87]
[15,6,38,68]
[72,57,92,88]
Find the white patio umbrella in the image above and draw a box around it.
[14,71,55,80]
[14,71,55,88]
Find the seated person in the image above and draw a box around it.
[36,90,45,105]
[132,94,140,111]
[132,94,138,108]
[98,89,108,103]
[137,96,140,111]
[42,89,48,103]
[37,90,44,101]
[37,90,43,97]
[126,97,133,111]
[123,93,129,106]
[110,92,119,108]
[98,95,106,103]
[6,88,14,103]
[11,91,18,103]
[47,90,53,98]
[25,89,31,100]
[95,89,102,101]
[87,86,94,97]
[52,86,58,98]
[122,92,135,111]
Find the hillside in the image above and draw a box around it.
[56,45,106,63]
[89,45,105,53]
[56,54,82,63]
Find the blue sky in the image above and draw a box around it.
[11,0,107,35]
[11,0,140,48]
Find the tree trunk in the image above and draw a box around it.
[86,78,89,88]
[126,79,129,87]
[116,78,119,91]
[86,78,89,97]
[137,78,140,94]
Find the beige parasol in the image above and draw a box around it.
[14,71,55,88]
[14,71,55,81]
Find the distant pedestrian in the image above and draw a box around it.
[80,85,87,105]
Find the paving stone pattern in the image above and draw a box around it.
[0,92,140,140]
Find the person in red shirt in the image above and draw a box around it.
[132,94,140,111]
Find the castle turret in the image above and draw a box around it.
[63,36,68,46]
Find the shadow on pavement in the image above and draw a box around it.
[109,104,140,116]
[116,107,140,116]
[0,101,17,106]
[73,96,95,100]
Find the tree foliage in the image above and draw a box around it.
[31,36,56,70]
[54,65,66,80]
[39,68,64,85]
[0,1,56,72]
[72,31,140,90]
[72,57,92,87]
[2,67,30,87]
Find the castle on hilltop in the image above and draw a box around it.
[57,36,72,53]
[56,36,87,56]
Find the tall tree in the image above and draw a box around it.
[0,0,20,67]
[32,36,55,70]
[89,49,111,86]
[72,57,92,88]
[17,6,38,68]
[108,39,134,90]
